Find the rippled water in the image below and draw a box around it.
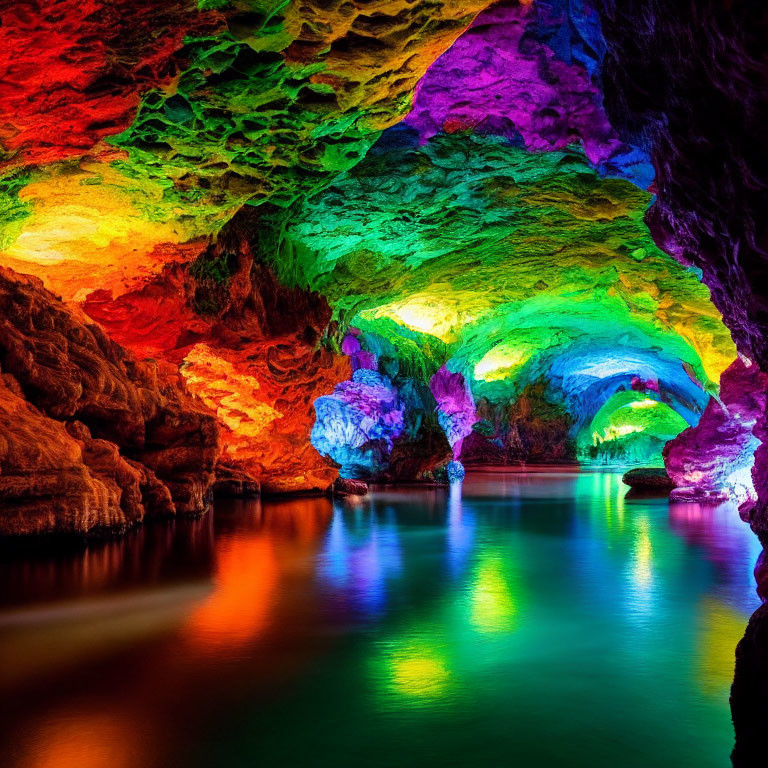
[0,471,761,767]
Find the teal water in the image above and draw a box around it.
[0,471,761,767]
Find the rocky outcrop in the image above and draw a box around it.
[598,1,768,369]
[732,597,768,767]
[0,0,493,304]
[663,359,767,507]
[596,0,768,527]
[405,1,651,186]
[0,0,220,170]
[621,467,675,493]
[0,267,218,535]
[332,477,369,497]
[383,418,454,484]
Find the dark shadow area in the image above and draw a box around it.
[731,551,768,767]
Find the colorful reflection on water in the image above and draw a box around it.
[0,472,762,767]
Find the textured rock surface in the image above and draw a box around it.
[0,376,133,536]
[429,365,476,460]
[0,267,218,534]
[311,369,406,479]
[731,600,768,766]
[597,0,768,369]
[664,359,768,507]
[0,0,761,530]
[332,476,369,497]
[85,210,349,494]
[268,130,732,447]
[405,1,652,186]
[0,0,491,300]
[597,0,768,525]
[462,383,575,466]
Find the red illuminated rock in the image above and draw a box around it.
[0,0,220,169]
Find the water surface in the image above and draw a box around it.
[0,471,761,767]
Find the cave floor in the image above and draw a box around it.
[0,471,760,767]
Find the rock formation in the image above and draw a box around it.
[0,267,218,535]
[595,0,768,530]
[663,359,767,507]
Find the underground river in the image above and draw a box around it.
[0,471,761,767]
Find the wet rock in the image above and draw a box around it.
[212,465,261,499]
[462,385,576,466]
[331,477,369,497]
[732,601,768,767]
[598,0,768,369]
[87,213,350,495]
[621,467,675,492]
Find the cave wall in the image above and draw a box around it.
[0,267,219,535]
[84,208,351,494]
[594,0,768,529]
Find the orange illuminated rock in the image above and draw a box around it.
[83,210,350,494]
[0,266,219,534]
[0,162,210,302]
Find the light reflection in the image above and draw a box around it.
[186,496,333,652]
[0,472,760,768]
[316,502,403,617]
[446,483,476,577]
[185,535,278,650]
[632,517,654,589]
[669,501,763,612]
[388,642,451,698]
[469,549,517,634]
[697,597,750,695]
[23,712,141,768]
[376,635,453,705]
[625,514,657,621]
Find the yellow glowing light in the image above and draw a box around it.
[473,344,531,382]
[0,162,204,301]
[361,291,480,342]
[631,516,653,589]
[669,315,736,385]
[391,651,450,696]
[470,552,517,633]
[697,597,750,695]
[592,424,643,445]
[627,399,658,409]
[182,344,282,439]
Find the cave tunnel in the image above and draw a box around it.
[0,0,767,765]
[2,0,754,508]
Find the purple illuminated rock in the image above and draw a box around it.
[663,359,768,505]
[597,0,768,365]
[406,1,650,184]
[342,330,377,372]
[429,366,477,460]
[311,369,406,479]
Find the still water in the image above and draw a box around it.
[0,471,762,767]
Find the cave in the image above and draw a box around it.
[0,1,767,766]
